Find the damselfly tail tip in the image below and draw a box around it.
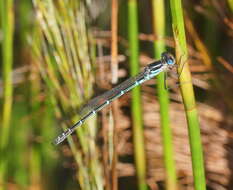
[52,138,61,146]
[52,134,66,146]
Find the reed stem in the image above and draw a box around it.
[128,0,147,189]
[0,0,14,188]
[152,0,178,189]
[169,0,206,189]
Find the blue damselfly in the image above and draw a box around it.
[53,52,176,145]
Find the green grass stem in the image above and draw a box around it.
[128,1,147,190]
[152,0,178,189]
[0,0,14,189]
[169,0,206,189]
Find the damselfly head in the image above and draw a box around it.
[146,52,175,75]
[161,52,175,68]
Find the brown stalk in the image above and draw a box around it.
[110,0,119,190]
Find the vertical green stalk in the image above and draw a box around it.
[0,0,14,188]
[152,0,178,189]
[169,0,206,189]
[128,1,147,190]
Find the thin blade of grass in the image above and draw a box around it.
[169,0,206,189]
[0,0,14,188]
[152,0,178,189]
[128,0,147,190]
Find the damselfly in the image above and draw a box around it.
[53,52,176,145]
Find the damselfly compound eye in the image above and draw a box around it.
[161,52,175,66]
[167,59,174,65]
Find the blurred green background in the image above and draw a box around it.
[0,0,233,189]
